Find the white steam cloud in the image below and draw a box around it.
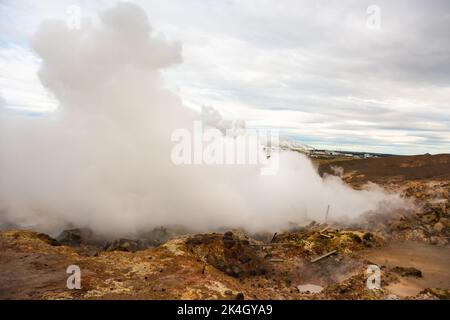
[0,3,405,236]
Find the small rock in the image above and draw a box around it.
[235,292,245,300]
[390,221,409,231]
[439,217,448,226]
[362,232,375,247]
[433,222,445,233]
[430,236,448,246]
[231,265,241,276]
[392,266,422,278]
[421,213,438,224]
[338,281,352,293]
[352,234,362,243]
[420,288,450,300]
[223,231,235,248]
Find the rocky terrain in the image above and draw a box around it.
[1,154,449,300]
[318,154,450,246]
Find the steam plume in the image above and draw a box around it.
[0,3,406,236]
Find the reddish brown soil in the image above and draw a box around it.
[318,154,450,185]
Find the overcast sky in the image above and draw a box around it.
[1,0,449,154]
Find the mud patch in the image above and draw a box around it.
[363,241,450,297]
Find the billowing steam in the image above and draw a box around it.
[0,3,406,236]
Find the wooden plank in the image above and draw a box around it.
[319,233,332,239]
[325,205,330,222]
[270,232,278,243]
[311,250,337,263]
[249,243,290,247]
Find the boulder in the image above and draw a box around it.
[56,228,95,246]
[36,233,61,246]
[138,226,190,246]
[103,238,146,252]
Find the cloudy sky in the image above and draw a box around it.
[1,0,449,154]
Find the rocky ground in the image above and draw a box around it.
[318,154,450,246]
[1,154,449,300]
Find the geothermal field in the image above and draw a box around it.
[1,153,449,300]
[0,2,449,302]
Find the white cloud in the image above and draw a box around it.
[0,45,58,111]
[1,0,449,154]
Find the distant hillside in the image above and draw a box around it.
[318,153,450,184]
